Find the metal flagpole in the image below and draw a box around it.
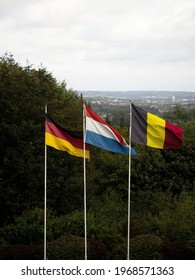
[44,104,47,260]
[127,100,132,260]
[83,103,87,260]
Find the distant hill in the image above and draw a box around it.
[78,90,195,99]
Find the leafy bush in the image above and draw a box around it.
[0,244,42,260]
[2,208,67,244]
[162,240,195,260]
[0,236,109,260]
[47,235,109,260]
[47,235,84,260]
[61,210,84,237]
[130,215,148,238]
[111,243,127,260]
[61,190,127,252]
[112,234,162,260]
[150,192,195,241]
[162,240,186,260]
[129,234,162,260]
[185,240,195,259]
[88,239,109,260]
[87,189,127,250]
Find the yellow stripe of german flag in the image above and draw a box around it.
[45,132,90,159]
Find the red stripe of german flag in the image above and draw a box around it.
[131,103,183,149]
[45,114,90,159]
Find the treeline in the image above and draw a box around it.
[0,54,194,259]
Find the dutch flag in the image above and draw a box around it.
[85,104,137,155]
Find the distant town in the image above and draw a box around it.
[79,90,195,112]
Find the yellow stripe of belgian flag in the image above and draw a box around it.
[147,112,166,149]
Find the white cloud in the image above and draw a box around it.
[0,0,195,91]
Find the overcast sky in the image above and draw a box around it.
[1,0,195,91]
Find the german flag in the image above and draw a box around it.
[45,114,90,159]
[131,103,183,149]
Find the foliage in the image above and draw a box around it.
[47,235,85,260]
[87,190,127,250]
[111,243,127,260]
[60,210,84,237]
[129,234,162,260]
[59,189,127,251]
[88,239,109,260]
[2,208,67,244]
[0,244,43,260]
[185,240,195,259]
[0,54,84,225]
[149,192,195,241]
[47,235,109,260]
[91,150,129,198]
[162,240,195,260]
[113,234,162,260]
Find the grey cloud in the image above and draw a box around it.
[0,0,195,91]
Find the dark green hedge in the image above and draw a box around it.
[162,240,195,260]
[0,235,109,260]
[112,234,162,260]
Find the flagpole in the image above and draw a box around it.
[83,103,87,260]
[127,100,132,260]
[44,104,47,260]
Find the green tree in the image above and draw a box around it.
[0,54,85,225]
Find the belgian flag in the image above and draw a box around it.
[131,103,183,149]
[45,114,90,159]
